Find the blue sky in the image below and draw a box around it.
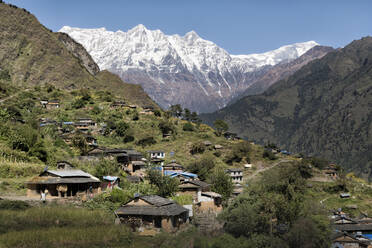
[6,0,372,54]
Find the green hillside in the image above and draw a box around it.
[0,3,155,107]
[201,37,372,180]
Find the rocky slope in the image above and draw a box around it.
[228,45,334,104]
[59,25,318,112]
[0,3,156,107]
[201,37,372,179]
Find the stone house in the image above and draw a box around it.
[115,195,189,233]
[226,168,243,183]
[26,169,100,199]
[45,100,60,109]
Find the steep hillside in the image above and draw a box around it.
[0,3,156,108]
[60,25,318,113]
[228,45,333,104]
[201,37,372,179]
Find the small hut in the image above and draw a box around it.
[115,195,189,232]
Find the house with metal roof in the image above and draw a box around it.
[115,195,189,233]
[26,169,100,199]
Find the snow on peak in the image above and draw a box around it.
[58,25,319,112]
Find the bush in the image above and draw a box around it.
[187,155,216,181]
[123,135,135,143]
[0,200,30,210]
[190,142,206,155]
[115,121,130,137]
[158,120,176,135]
[153,109,161,117]
[263,150,277,160]
[225,141,251,164]
[0,69,11,81]
[136,136,156,147]
[94,160,119,178]
[183,122,194,131]
[71,98,85,109]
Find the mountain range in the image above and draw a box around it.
[60,25,321,113]
[201,37,372,179]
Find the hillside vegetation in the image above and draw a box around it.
[202,37,372,180]
[0,3,155,107]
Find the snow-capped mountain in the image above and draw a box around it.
[59,25,318,112]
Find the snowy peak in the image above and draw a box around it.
[59,24,319,112]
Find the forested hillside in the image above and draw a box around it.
[202,37,372,179]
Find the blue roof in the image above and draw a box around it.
[103,176,119,182]
[163,171,197,178]
[363,234,372,240]
[62,121,74,125]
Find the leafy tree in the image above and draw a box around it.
[72,134,89,155]
[191,111,201,124]
[169,104,183,118]
[210,169,233,201]
[188,155,216,181]
[225,141,251,164]
[183,108,191,121]
[285,216,331,248]
[214,119,228,136]
[147,169,179,197]
[158,120,176,135]
[115,121,130,137]
[94,159,119,178]
[132,111,139,121]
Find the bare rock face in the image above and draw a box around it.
[57,32,100,75]
[60,25,319,113]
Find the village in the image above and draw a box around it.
[1,88,372,247]
[1,99,370,247]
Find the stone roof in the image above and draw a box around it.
[116,195,188,217]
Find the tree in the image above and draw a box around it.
[188,155,216,181]
[169,104,183,118]
[190,142,206,155]
[214,119,228,136]
[158,120,175,135]
[115,121,130,137]
[147,169,179,197]
[72,134,89,155]
[210,169,233,201]
[136,136,156,147]
[183,108,191,121]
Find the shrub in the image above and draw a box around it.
[153,109,161,117]
[132,112,139,121]
[136,136,156,147]
[158,120,175,135]
[115,121,129,137]
[0,69,11,81]
[94,160,119,178]
[263,150,277,160]
[71,98,85,109]
[0,200,30,210]
[183,122,194,131]
[187,155,216,181]
[190,142,206,155]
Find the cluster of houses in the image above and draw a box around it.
[331,210,372,247]
[25,149,240,233]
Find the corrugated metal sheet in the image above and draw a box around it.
[45,170,93,178]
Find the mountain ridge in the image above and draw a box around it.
[59,25,318,112]
[201,36,372,179]
[0,3,156,108]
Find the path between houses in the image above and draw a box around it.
[246,159,291,180]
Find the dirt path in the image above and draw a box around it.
[246,159,291,180]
